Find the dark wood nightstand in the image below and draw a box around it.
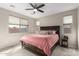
[61,36,68,47]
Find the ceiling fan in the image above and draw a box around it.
[25,3,45,14]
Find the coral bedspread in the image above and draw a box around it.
[20,34,59,56]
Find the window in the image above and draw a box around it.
[63,15,73,34]
[9,16,28,33]
[63,24,72,33]
[20,19,28,32]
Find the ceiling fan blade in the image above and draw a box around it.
[37,4,45,9]
[35,3,37,8]
[29,3,35,8]
[25,8,34,10]
[37,9,44,13]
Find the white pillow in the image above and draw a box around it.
[52,30,56,34]
[39,31,48,35]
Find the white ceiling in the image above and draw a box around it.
[0,3,79,19]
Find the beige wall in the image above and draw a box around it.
[77,8,79,49]
[0,8,36,49]
[38,9,78,49]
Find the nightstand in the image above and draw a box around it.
[61,36,68,47]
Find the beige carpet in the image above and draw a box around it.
[0,45,79,56]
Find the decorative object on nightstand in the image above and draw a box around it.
[61,35,68,47]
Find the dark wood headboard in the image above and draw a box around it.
[40,26,60,35]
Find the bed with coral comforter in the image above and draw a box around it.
[20,34,59,56]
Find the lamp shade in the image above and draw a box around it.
[36,21,40,26]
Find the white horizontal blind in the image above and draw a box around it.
[63,15,73,24]
[20,19,28,25]
[9,16,19,24]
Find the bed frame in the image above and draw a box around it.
[20,26,60,56]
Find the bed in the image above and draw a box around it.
[20,26,60,56]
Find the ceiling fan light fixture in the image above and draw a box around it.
[34,9,37,12]
[26,3,45,14]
